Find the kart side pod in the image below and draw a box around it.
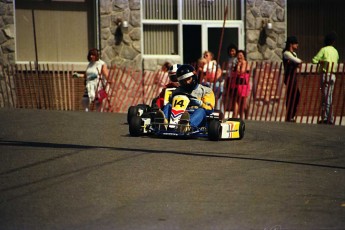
[220,119,245,140]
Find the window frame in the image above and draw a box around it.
[14,0,98,67]
[141,0,245,63]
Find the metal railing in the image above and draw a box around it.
[0,62,344,126]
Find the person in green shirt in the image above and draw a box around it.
[312,31,339,124]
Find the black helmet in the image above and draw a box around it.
[176,64,198,91]
[286,36,298,45]
[168,64,181,82]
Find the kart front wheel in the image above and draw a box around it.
[129,116,143,137]
[127,106,139,124]
[208,120,221,141]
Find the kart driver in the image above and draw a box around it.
[159,64,215,128]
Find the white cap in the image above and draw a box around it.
[177,72,194,81]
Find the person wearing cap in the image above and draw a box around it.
[312,31,339,125]
[154,64,181,109]
[282,36,302,122]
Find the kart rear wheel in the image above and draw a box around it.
[227,118,245,139]
[208,120,221,141]
[129,116,143,136]
[127,106,139,124]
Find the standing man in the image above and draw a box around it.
[312,32,339,124]
[282,36,302,122]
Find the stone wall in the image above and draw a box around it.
[0,0,14,66]
[99,0,142,70]
[99,0,180,71]
[246,0,286,62]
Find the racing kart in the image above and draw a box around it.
[128,93,245,141]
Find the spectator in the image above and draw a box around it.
[233,50,250,119]
[227,43,238,72]
[197,57,207,81]
[161,61,172,73]
[82,48,109,112]
[282,36,302,122]
[202,51,222,85]
[224,43,238,113]
[312,31,339,124]
[202,50,222,110]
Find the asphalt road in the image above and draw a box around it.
[0,108,345,230]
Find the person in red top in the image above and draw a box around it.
[232,50,250,119]
[155,64,181,109]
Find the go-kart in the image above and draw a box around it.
[128,93,245,141]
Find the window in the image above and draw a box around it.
[143,0,178,20]
[142,0,179,55]
[142,0,244,64]
[182,0,241,20]
[15,0,96,63]
[143,25,178,55]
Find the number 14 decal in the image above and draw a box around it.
[174,99,185,108]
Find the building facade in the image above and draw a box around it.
[1,0,287,70]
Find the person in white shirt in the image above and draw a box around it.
[82,48,109,111]
[202,51,222,111]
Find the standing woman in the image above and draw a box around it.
[233,50,250,119]
[82,48,109,111]
[202,51,220,84]
[282,36,302,122]
[202,51,222,110]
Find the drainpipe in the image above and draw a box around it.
[31,9,38,69]
[95,0,101,52]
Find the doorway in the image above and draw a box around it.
[182,24,241,67]
[183,25,202,65]
[208,27,239,67]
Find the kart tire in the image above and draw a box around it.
[137,104,151,116]
[227,118,245,139]
[208,120,221,141]
[129,116,143,137]
[137,104,150,110]
[127,106,139,124]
